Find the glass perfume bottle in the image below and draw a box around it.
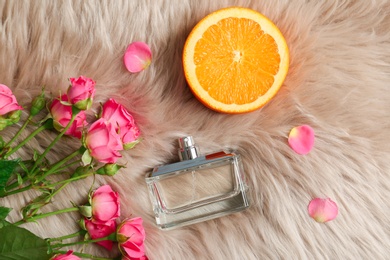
[145,136,250,230]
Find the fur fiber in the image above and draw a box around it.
[1,0,390,259]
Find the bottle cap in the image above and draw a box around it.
[178,136,199,161]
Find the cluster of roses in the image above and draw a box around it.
[0,41,153,260]
[50,76,140,165]
[51,185,147,260]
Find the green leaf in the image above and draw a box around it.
[0,225,53,260]
[0,159,20,190]
[123,138,142,150]
[0,207,12,229]
[0,136,5,149]
[0,206,12,220]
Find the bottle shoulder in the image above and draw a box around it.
[148,151,240,178]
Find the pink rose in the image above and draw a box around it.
[50,94,87,139]
[84,218,117,251]
[117,217,146,259]
[122,255,149,260]
[51,250,80,260]
[0,84,23,115]
[91,185,120,223]
[67,76,96,110]
[85,118,123,163]
[101,98,140,148]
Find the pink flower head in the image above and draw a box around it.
[67,76,96,110]
[124,42,152,73]
[308,198,338,223]
[117,217,146,259]
[84,218,117,251]
[101,98,140,148]
[91,185,120,223]
[122,255,149,260]
[51,250,81,260]
[0,84,23,115]
[50,94,87,139]
[85,118,123,163]
[288,125,315,155]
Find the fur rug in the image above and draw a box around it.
[1,0,390,259]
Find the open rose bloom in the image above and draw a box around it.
[117,217,147,259]
[50,94,88,138]
[67,76,96,110]
[84,218,117,250]
[85,118,123,163]
[102,98,141,149]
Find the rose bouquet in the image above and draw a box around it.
[0,42,152,259]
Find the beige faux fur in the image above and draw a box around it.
[1,0,390,259]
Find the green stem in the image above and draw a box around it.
[4,115,33,154]
[0,184,32,197]
[55,159,83,173]
[31,108,79,174]
[13,207,79,226]
[47,230,83,242]
[40,171,93,189]
[52,250,114,260]
[35,147,83,182]
[4,119,52,158]
[4,176,27,192]
[52,233,116,249]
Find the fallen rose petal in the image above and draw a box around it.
[124,42,152,73]
[288,125,315,155]
[308,197,338,223]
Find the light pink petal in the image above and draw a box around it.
[308,198,338,223]
[288,125,315,155]
[124,42,152,73]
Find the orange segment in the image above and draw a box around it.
[183,7,289,113]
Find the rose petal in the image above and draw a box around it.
[124,42,152,73]
[288,125,315,155]
[308,198,338,223]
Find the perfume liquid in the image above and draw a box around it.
[145,136,250,230]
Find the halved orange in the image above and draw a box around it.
[183,7,289,113]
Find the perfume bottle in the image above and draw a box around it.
[145,136,250,230]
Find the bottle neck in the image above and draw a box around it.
[178,136,199,161]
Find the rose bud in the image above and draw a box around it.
[50,250,80,260]
[90,185,120,223]
[50,94,87,139]
[67,76,96,110]
[0,84,23,130]
[0,84,23,115]
[30,90,46,116]
[96,163,124,176]
[117,217,146,259]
